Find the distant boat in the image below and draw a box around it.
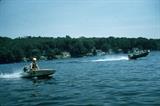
[21,68,56,78]
[128,49,150,60]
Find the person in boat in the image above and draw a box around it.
[30,58,39,71]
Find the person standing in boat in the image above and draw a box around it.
[30,58,39,71]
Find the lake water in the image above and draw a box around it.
[0,52,160,106]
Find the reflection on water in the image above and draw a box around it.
[30,77,54,84]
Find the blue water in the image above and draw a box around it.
[0,52,160,106]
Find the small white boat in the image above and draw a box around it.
[21,68,56,78]
[128,50,150,60]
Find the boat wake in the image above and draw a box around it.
[91,56,129,62]
[0,71,22,79]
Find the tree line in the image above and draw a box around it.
[0,36,160,64]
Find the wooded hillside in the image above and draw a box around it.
[0,36,160,64]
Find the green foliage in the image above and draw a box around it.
[0,36,160,64]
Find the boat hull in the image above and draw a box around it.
[21,69,56,78]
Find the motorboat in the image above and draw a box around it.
[21,67,56,78]
[128,49,150,60]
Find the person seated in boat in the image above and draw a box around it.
[30,58,39,71]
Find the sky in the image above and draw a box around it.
[0,0,160,38]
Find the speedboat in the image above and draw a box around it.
[21,67,56,78]
[128,49,150,60]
